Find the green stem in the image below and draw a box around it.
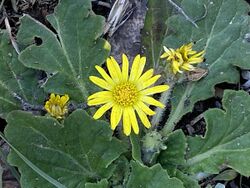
[151,82,175,128]
[161,83,194,136]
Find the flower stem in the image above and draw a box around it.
[150,81,175,128]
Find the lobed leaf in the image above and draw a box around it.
[0,31,45,118]
[174,170,199,188]
[17,0,110,102]
[159,0,250,134]
[5,110,127,187]
[158,130,199,188]
[158,130,187,168]
[126,161,184,188]
[186,90,250,176]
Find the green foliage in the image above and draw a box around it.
[5,110,127,187]
[0,31,45,118]
[17,0,110,101]
[186,90,250,176]
[126,161,184,188]
[130,133,142,163]
[141,0,172,68]
[1,0,250,187]
[158,130,186,169]
[174,170,200,188]
[160,0,250,134]
[85,179,108,188]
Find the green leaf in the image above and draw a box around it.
[126,161,184,188]
[174,170,199,188]
[130,133,142,163]
[5,110,127,187]
[85,179,108,188]
[213,169,238,181]
[157,130,199,188]
[186,90,250,176]
[158,130,186,168]
[141,0,171,68]
[17,0,110,101]
[0,31,45,118]
[0,132,66,188]
[161,0,250,134]
[109,156,130,187]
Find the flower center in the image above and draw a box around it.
[112,82,139,107]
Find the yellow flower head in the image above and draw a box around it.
[88,54,169,136]
[160,43,205,74]
[44,93,69,119]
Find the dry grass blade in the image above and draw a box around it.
[104,0,134,36]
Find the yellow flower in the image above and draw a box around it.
[88,54,169,136]
[160,43,205,74]
[44,93,69,119]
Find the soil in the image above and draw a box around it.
[0,0,250,188]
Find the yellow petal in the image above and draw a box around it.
[88,97,111,106]
[172,61,182,74]
[88,91,112,100]
[192,50,205,57]
[136,101,155,115]
[50,93,55,100]
[134,56,146,81]
[123,108,131,136]
[128,107,139,134]
[163,46,171,53]
[137,69,154,83]
[60,95,69,105]
[188,57,204,64]
[141,85,169,95]
[181,63,194,71]
[141,96,164,108]
[55,94,60,102]
[89,76,112,90]
[107,57,122,82]
[93,102,113,119]
[44,102,50,112]
[129,54,141,81]
[160,53,168,59]
[122,54,129,81]
[110,105,123,130]
[135,106,151,128]
[95,65,115,86]
[140,75,161,90]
